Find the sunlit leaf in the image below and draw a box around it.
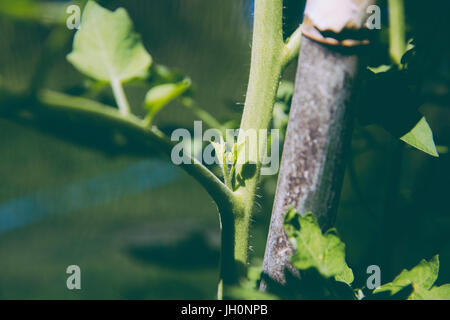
[411,284,450,300]
[374,255,450,300]
[367,65,393,74]
[284,210,353,284]
[144,79,191,121]
[393,255,439,289]
[67,1,152,83]
[335,264,354,285]
[401,117,439,157]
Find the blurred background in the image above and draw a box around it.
[0,0,448,299]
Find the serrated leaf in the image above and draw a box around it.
[411,284,450,300]
[401,117,439,157]
[144,79,191,121]
[394,255,439,289]
[374,255,449,300]
[67,1,152,84]
[284,211,353,282]
[428,284,450,299]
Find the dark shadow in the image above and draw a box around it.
[126,231,220,270]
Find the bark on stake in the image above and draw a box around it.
[261,0,376,286]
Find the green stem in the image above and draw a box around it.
[218,0,285,295]
[32,90,235,210]
[389,0,406,65]
[3,0,301,300]
[281,25,302,70]
[111,79,131,116]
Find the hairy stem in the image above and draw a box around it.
[219,1,303,296]
[220,0,284,292]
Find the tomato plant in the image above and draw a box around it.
[0,0,448,300]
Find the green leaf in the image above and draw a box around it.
[284,210,353,284]
[210,136,227,167]
[411,284,450,300]
[144,79,191,121]
[374,255,450,300]
[230,141,245,166]
[400,117,439,157]
[365,284,414,300]
[335,264,354,285]
[67,1,152,84]
[276,80,294,103]
[367,65,393,74]
[393,255,439,289]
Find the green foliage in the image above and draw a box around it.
[210,138,252,191]
[276,80,294,104]
[400,117,439,157]
[0,0,446,301]
[249,211,450,300]
[240,210,357,300]
[65,1,217,126]
[366,65,392,74]
[284,210,354,285]
[144,79,191,124]
[67,1,152,84]
[375,255,450,300]
[362,40,439,157]
[210,136,229,184]
[275,72,440,160]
